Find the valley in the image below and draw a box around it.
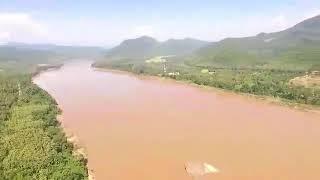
[0,9,319,180]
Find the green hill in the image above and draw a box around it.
[190,15,320,71]
[106,36,159,59]
[105,36,209,60]
[156,38,210,56]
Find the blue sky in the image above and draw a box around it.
[0,0,319,46]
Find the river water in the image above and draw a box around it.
[33,61,320,180]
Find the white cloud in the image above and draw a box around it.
[131,25,155,37]
[0,32,10,45]
[0,7,319,46]
[0,32,10,40]
[302,9,320,19]
[271,15,288,30]
[0,13,48,42]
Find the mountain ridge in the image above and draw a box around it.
[0,42,105,62]
[106,36,210,60]
[190,14,320,70]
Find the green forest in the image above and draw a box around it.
[0,74,88,179]
[0,45,89,180]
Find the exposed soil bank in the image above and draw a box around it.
[34,61,320,180]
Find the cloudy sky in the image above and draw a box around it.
[0,0,319,46]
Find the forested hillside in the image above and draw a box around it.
[190,15,320,70]
[105,36,209,60]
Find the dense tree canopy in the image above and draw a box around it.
[0,74,88,179]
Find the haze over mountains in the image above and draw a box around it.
[0,42,105,63]
[1,15,319,71]
[0,42,105,72]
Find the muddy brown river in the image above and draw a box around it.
[34,61,320,180]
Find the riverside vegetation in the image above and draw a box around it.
[0,44,91,179]
[0,74,88,179]
[0,13,319,179]
[94,15,320,106]
[93,60,320,106]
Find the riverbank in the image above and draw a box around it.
[93,67,320,113]
[33,65,94,180]
[93,60,320,106]
[35,61,320,180]
[32,64,64,76]
[57,116,96,180]
[0,73,88,179]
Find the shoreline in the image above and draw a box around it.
[93,67,320,114]
[33,64,95,180]
[33,62,320,179]
[32,64,64,77]
[33,63,320,180]
[57,116,96,180]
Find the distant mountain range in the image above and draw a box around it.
[3,42,105,58]
[106,36,209,59]
[0,42,105,65]
[103,15,320,71]
[191,15,320,70]
[2,15,320,71]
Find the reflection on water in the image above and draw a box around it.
[34,61,320,180]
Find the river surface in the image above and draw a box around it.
[33,61,320,180]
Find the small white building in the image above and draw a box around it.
[168,72,180,76]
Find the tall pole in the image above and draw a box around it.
[18,82,21,96]
[163,61,167,74]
